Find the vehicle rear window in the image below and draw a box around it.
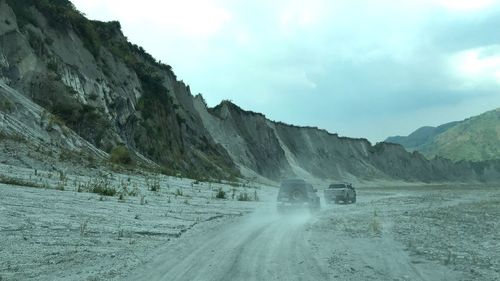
[329,184,346,188]
[280,182,305,191]
[279,180,306,196]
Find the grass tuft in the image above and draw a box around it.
[215,188,226,199]
[0,175,42,188]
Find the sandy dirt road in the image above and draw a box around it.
[128,186,500,281]
[2,172,497,281]
[130,210,330,281]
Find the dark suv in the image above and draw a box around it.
[277,179,320,213]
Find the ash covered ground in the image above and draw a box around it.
[1,162,498,281]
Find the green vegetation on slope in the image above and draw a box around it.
[386,121,459,151]
[5,0,239,180]
[420,109,500,162]
[388,108,500,162]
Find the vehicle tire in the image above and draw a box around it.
[352,196,356,203]
[289,188,306,202]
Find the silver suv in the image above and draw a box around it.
[324,183,356,204]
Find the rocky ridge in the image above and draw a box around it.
[1,0,500,183]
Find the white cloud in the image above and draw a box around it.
[449,45,500,88]
[278,0,326,32]
[72,0,232,37]
[434,0,497,11]
[70,0,500,141]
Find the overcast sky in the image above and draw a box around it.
[72,0,500,142]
